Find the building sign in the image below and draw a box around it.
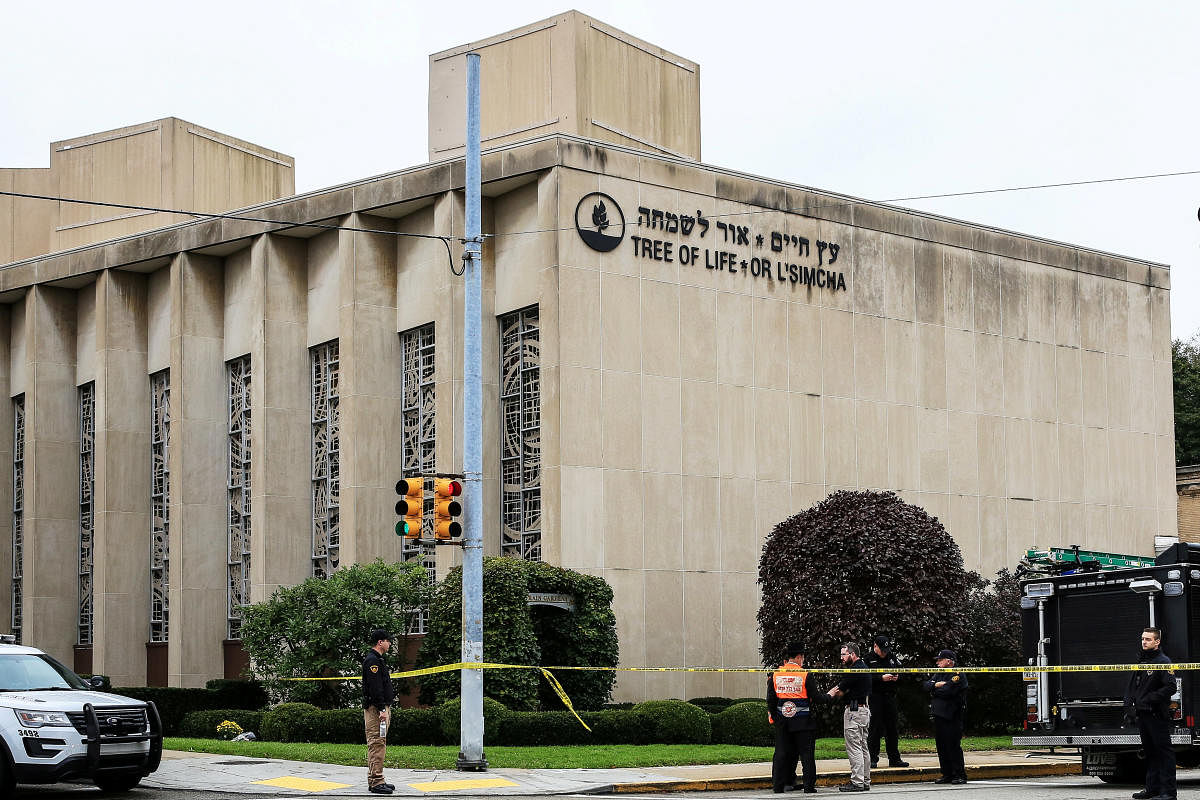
[575,193,626,252]
[527,592,576,612]
[576,193,848,292]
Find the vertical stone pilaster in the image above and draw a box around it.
[0,306,12,631]
[167,253,226,687]
[23,286,78,663]
[339,213,401,567]
[92,271,150,685]
[252,235,309,598]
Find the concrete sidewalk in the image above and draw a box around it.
[144,749,1083,795]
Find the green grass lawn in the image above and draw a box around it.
[164,736,1017,770]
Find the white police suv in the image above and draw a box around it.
[0,639,162,793]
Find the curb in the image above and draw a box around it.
[610,761,1081,793]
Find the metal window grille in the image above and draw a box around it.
[400,324,437,633]
[227,356,252,640]
[499,307,541,561]
[149,370,170,643]
[11,396,23,644]
[78,383,95,646]
[311,341,340,578]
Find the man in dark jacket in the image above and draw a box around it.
[828,643,872,792]
[767,642,824,793]
[865,635,908,768]
[923,649,968,785]
[362,628,396,794]
[1125,627,1176,800]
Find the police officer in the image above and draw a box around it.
[1125,627,1176,800]
[767,642,823,793]
[923,649,967,785]
[363,628,395,795]
[827,642,872,793]
[866,635,909,769]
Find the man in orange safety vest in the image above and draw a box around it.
[767,641,824,793]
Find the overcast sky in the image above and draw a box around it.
[3,0,1197,340]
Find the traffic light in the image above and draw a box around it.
[395,477,424,539]
[433,478,463,540]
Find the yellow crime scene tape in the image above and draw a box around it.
[284,660,1198,730]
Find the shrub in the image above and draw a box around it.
[418,558,618,711]
[179,710,265,739]
[387,707,446,746]
[501,711,592,745]
[580,709,651,744]
[435,698,509,745]
[958,568,1024,735]
[114,687,226,735]
[711,701,772,746]
[259,703,321,742]
[206,679,269,710]
[240,559,431,708]
[631,700,710,744]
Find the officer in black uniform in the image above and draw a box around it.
[865,635,909,768]
[923,649,968,785]
[1125,627,1176,800]
[362,628,395,795]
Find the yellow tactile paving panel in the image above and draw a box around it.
[252,776,354,791]
[407,777,519,792]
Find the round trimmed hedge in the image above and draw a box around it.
[711,701,772,746]
[630,700,710,744]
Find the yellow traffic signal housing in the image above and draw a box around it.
[433,478,463,540]
[395,477,424,539]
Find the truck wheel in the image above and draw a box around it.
[1097,754,1146,785]
[95,774,142,793]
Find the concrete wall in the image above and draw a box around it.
[429,11,700,161]
[0,118,294,264]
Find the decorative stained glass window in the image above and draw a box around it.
[11,396,23,644]
[149,370,170,643]
[311,341,340,578]
[227,356,252,640]
[78,383,95,646]
[499,307,541,561]
[400,324,436,633]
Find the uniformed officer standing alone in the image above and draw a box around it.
[1125,627,1176,800]
[923,649,968,785]
[363,629,396,795]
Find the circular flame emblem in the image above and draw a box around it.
[575,192,625,252]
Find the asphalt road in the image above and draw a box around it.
[8,775,1197,800]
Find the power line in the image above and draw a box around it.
[5,165,1199,247]
[0,190,455,243]
[486,166,1200,237]
[0,189,458,272]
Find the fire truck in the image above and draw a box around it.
[1013,543,1200,783]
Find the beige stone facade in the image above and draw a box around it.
[0,13,1176,699]
[1179,465,1200,542]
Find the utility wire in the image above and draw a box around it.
[5,166,1199,246]
[0,189,457,271]
[485,167,1200,237]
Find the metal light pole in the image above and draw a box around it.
[457,51,486,771]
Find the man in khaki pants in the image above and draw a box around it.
[828,643,872,792]
[363,628,395,794]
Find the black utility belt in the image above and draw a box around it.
[847,699,869,710]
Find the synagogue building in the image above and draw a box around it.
[0,11,1175,700]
